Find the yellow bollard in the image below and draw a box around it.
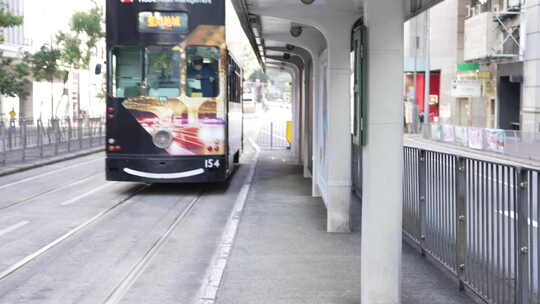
[286,121,293,144]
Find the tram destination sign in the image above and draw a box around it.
[139,11,189,34]
[133,0,213,4]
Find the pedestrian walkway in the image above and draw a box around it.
[217,150,476,304]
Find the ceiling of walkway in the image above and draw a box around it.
[233,0,445,67]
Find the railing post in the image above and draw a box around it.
[53,119,60,156]
[516,168,530,304]
[418,149,427,255]
[67,119,72,152]
[270,121,274,149]
[79,118,83,150]
[38,119,44,158]
[455,156,467,291]
[21,120,27,161]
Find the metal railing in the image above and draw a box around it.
[0,117,105,166]
[423,124,540,162]
[256,121,291,149]
[403,146,540,304]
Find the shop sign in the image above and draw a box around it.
[451,80,482,98]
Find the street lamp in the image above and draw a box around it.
[300,0,315,4]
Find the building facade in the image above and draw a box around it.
[0,0,105,122]
[405,0,540,134]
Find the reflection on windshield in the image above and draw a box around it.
[111,46,181,99]
[147,48,181,98]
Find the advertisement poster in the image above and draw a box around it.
[485,129,505,153]
[468,127,484,150]
[442,125,455,143]
[431,124,442,141]
[454,126,468,147]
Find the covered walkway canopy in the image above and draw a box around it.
[232,0,444,303]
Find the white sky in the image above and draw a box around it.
[25,0,104,49]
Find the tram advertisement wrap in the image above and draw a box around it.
[120,25,226,156]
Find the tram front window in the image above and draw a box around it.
[146,47,181,98]
[110,46,181,99]
[186,46,220,98]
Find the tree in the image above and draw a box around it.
[56,2,105,70]
[55,2,105,118]
[26,45,65,118]
[0,5,31,103]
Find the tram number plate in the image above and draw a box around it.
[205,159,221,169]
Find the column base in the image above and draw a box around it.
[326,185,352,233]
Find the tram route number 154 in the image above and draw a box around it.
[205,159,221,169]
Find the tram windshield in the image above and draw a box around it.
[110,46,182,99]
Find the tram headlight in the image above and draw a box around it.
[153,130,173,149]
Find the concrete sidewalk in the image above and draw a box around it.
[217,150,476,304]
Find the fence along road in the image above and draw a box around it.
[403,145,540,304]
[0,117,105,167]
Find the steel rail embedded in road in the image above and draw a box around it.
[0,183,149,281]
[0,172,101,210]
[102,190,205,304]
[0,156,104,191]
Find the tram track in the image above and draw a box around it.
[103,190,205,304]
[0,172,103,211]
[0,183,150,281]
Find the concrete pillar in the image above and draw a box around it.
[523,0,540,134]
[361,0,404,303]
[325,30,353,233]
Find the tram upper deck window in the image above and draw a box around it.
[186,46,220,98]
[111,46,143,98]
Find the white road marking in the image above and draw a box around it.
[0,185,147,281]
[197,142,260,304]
[61,182,117,206]
[497,210,539,228]
[0,221,30,238]
[0,157,103,191]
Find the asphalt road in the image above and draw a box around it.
[0,146,256,304]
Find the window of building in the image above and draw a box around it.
[186,46,220,98]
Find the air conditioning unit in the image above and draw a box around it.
[464,12,499,61]
[506,0,522,10]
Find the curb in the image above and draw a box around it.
[0,147,105,178]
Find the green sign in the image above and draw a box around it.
[458,63,480,72]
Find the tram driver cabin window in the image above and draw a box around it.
[111,47,143,98]
[186,46,220,98]
[110,46,181,99]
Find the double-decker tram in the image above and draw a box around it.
[105,0,244,183]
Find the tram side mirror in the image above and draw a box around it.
[95,63,102,75]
